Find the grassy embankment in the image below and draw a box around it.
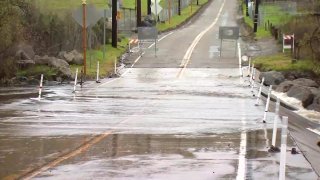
[30,0,208,79]
[28,0,208,78]
[241,2,319,75]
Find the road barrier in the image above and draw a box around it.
[279,116,288,180]
[129,38,140,53]
[73,68,78,93]
[263,85,272,123]
[255,77,265,106]
[96,61,101,83]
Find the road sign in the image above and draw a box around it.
[72,4,105,28]
[219,26,240,40]
[151,0,162,15]
[138,27,158,40]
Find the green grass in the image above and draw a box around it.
[241,3,292,39]
[70,38,129,78]
[253,53,318,74]
[17,65,58,78]
[157,0,208,31]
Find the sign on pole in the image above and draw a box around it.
[219,26,240,57]
[151,0,163,15]
[72,4,104,27]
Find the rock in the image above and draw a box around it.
[292,78,319,88]
[34,55,50,65]
[259,71,285,86]
[47,57,72,79]
[58,51,66,59]
[276,81,293,93]
[16,60,35,68]
[60,50,83,65]
[13,43,35,60]
[71,50,83,65]
[287,85,314,108]
[27,78,40,85]
[307,90,320,111]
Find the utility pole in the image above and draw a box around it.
[82,0,87,75]
[137,0,142,27]
[147,0,152,15]
[253,0,259,33]
[112,0,117,47]
[178,0,181,15]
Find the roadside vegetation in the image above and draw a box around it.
[0,0,209,83]
[241,0,320,76]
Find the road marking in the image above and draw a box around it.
[148,32,174,49]
[307,128,320,136]
[21,131,113,180]
[177,0,226,78]
[82,32,174,94]
[236,117,247,180]
[20,99,155,179]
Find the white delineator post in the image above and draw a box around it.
[238,42,243,77]
[114,58,117,75]
[272,98,281,147]
[251,67,256,94]
[73,68,78,93]
[247,59,251,76]
[255,77,265,106]
[38,74,44,100]
[263,85,273,123]
[279,116,288,180]
[249,63,255,86]
[96,61,100,83]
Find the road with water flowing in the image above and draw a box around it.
[0,0,319,179]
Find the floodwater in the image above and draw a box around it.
[0,68,317,179]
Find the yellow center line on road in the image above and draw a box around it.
[19,101,155,179]
[177,0,226,78]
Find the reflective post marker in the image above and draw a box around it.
[255,77,265,106]
[96,61,100,83]
[279,116,288,180]
[238,42,243,77]
[38,74,44,100]
[272,98,280,147]
[263,85,272,123]
[114,58,117,75]
[248,59,251,76]
[73,68,78,93]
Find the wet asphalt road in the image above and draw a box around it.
[0,0,319,179]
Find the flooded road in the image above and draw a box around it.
[0,69,317,179]
[0,0,319,179]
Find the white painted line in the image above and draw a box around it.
[237,117,247,180]
[307,128,320,136]
[178,0,226,77]
[147,32,174,49]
